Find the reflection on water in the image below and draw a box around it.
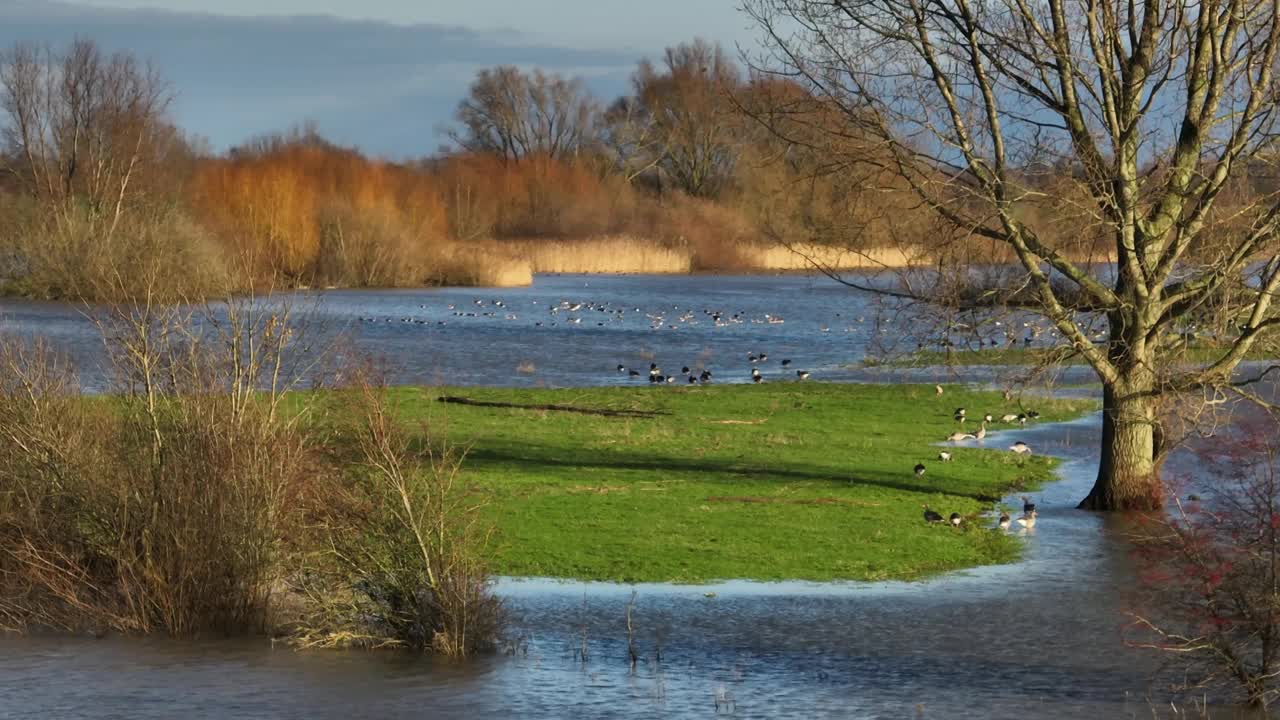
[1,412,1239,719]
[0,274,1095,392]
[0,274,1258,717]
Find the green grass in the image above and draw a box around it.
[375,383,1097,584]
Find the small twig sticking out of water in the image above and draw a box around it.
[626,590,639,670]
[579,591,589,665]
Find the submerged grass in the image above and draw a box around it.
[866,344,1278,368]
[347,383,1097,584]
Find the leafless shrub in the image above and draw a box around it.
[0,293,315,636]
[291,378,502,657]
[1128,414,1280,709]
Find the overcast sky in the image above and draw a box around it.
[0,0,755,157]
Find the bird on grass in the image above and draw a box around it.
[983,413,994,423]
[1027,410,1041,420]
[935,384,944,396]
[1017,509,1038,529]
[1000,413,1019,423]
[997,512,1011,530]
[923,505,944,523]
[1010,441,1032,455]
[954,407,967,423]
[949,513,962,527]
[914,463,927,476]
[937,451,952,462]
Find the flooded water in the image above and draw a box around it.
[0,274,1250,718]
[0,273,1097,391]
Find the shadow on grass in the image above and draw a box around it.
[465,441,1015,501]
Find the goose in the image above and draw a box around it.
[914,463,927,476]
[937,451,952,462]
[751,368,761,378]
[1016,510,1038,529]
[682,366,691,375]
[1010,441,1032,455]
[617,364,626,373]
[949,513,962,527]
[1026,410,1041,420]
[983,413,994,423]
[666,376,675,384]
[954,411,967,424]
[688,375,697,384]
[997,512,1011,530]
[1000,413,1019,423]
[955,407,967,418]
[628,369,641,378]
[946,431,975,442]
[782,359,793,367]
[974,421,988,441]
[752,375,764,384]
[1021,496,1037,514]
[1016,413,1028,426]
[935,384,944,396]
[758,353,769,362]
[699,370,712,382]
[796,370,811,380]
[923,505,944,523]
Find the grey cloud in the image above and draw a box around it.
[0,0,644,156]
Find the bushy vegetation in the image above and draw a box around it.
[0,38,1004,300]
[0,303,502,655]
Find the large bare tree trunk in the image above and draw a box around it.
[1079,378,1161,511]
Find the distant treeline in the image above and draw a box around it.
[0,38,1140,300]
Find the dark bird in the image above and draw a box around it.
[682,366,690,374]
[629,369,641,378]
[781,359,792,367]
[796,370,811,380]
[752,375,763,384]
[617,364,626,373]
[914,463,927,476]
[1026,410,1041,420]
[955,407,967,417]
[949,513,962,527]
[923,505,944,523]
[1021,496,1037,514]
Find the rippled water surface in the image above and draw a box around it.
[0,274,1248,718]
[0,273,1098,390]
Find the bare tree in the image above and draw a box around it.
[743,0,1280,510]
[449,66,598,162]
[0,39,172,241]
[633,38,742,198]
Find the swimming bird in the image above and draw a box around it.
[617,364,626,373]
[998,512,1011,530]
[1016,510,1038,529]
[914,463,927,476]
[974,421,987,441]
[782,359,792,367]
[1021,496,1037,514]
[796,370,811,380]
[938,451,952,462]
[949,513,962,527]
[629,369,641,378]
[682,366,691,374]
[751,368,761,378]
[1010,441,1031,455]
[946,431,975,441]
[923,505,944,523]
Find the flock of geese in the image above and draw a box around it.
[617,352,811,385]
[920,386,1042,532]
